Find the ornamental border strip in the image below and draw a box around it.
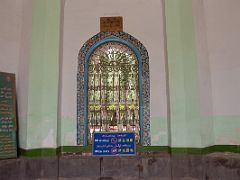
[77,32,150,146]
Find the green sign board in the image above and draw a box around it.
[0,72,17,159]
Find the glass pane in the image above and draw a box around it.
[88,42,140,144]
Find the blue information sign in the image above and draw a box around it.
[93,132,136,156]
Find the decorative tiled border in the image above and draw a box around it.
[77,32,150,146]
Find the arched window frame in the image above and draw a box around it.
[77,32,150,146]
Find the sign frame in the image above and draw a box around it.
[92,132,136,156]
[0,72,17,159]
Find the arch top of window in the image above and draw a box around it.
[88,41,139,74]
[82,36,143,66]
[77,32,150,146]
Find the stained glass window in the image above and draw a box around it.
[87,42,140,144]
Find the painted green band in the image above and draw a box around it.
[171,145,240,154]
[19,145,240,157]
[211,145,239,153]
[58,145,92,153]
[19,148,57,157]
[137,145,170,153]
[170,148,202,155]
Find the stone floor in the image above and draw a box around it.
[0,153,239,180]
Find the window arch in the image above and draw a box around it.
[77,32,150,146]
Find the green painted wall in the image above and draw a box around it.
[59,117,169,147]
[165,0,239,148]
[19,0,239,151]
[214,116,240,145]
[60,117,76,146]
[150,117,168,146]
[165,0,202,147]
[199,116,214,147]
[25,0,61,149]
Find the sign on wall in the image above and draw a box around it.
[100,16,123,32]
[0,72,17,159]
[93,132,136,156]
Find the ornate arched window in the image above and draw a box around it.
[77,32,150,146]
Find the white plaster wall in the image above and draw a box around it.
[17,0,33,149]
[192,0,213,117]
[192,0,214,146]
[192,0,240,146]
[0,0,22,79]
[193,0,240,116]
[61,0,167,145]
[0,0,34,149]
[203,0,240,116]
